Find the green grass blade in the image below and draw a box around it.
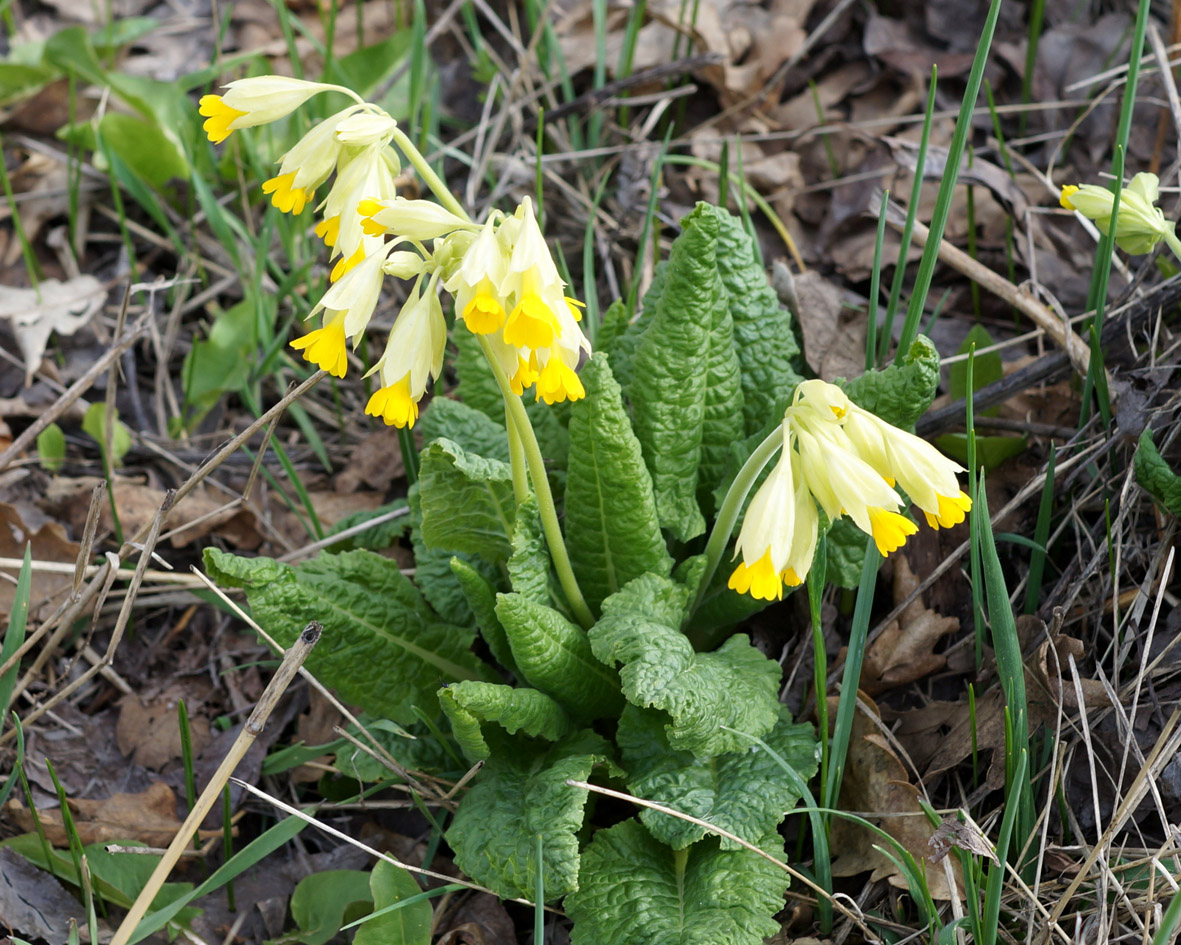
[896,0,1003,360]
[0,545,32,741]
[1023,443,1056,614]
[866,190,889,371]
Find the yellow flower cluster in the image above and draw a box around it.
[729,380,972,601]
[199,76,590,427]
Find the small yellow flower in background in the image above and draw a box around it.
[289,312,348,378]
[1059,172,1176,255]
[726,379,971,601]
[364,280,447,429]
[199,77,337,144]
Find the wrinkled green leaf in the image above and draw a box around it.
[495,593,623,721]
[595,298,630,360]
[290,870,372,945]
[618,704,816,849]
[715,210,803,436]
[408,484,485,626]
[333,717,462,784]
[507,495,549,603]
[447,558,515,676]
[440,681,572,760]
[419,397,510,463]
[203,548,486,723]
[565,820,786,945]
[589,575,780,756]
[1135,429,1181,515]
[565,354,672,611]
[352,860,431,945]
[824,517,872,590]
[81,402,132,467]
[447,730,611,901]
[417,439,516,562]
[843,334,940,430]
[324,500,411,552]
[628,204,748,540]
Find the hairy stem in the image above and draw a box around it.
[692,424,784,612]
[477,335,595,629]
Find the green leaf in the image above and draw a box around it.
[352,860,431,945]
[565,820,786,945]
[843,334,940,430]
[0,63,57,108]
[419,397,510,463]
[408,484,485,626]
[595,298,630,360]
[1135,429,1181,515]
[333,717,462,783]
[180,297,256,430]
[495,593,623,721]
[440,681,572,761]
[589,575,781,756]
[289,870,373,945]
[618,704,817,850]
[450,557,518,675]
[36,423,66,473]
[328,31,414,104]
[715,209,803,437]
[417,439,516,561]
[203,548,486,723]
[324,499,411,552]
[507,495,550,603]
[81,402,131,467]
[564,354,672,611]
[94,112,189,187]
[934,432,1027,471]
[628,204,747,540]
[446,730,611,901]
[949,324,1002,406]
[824,517,872,590]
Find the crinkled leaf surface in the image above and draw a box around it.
[203,548,485,723]
[628,204,749,540]
[565,820,786,945]
[409,485,489,626]
[352,859,430,945]
[507,495,550,604]
[564,354,672,612]
[495,593,623,721]
[618,704,817,849]
[419,396,510,463]
[450,557,518,675]
[715,210,803,436]
[440,681,572,761]
[825,517,875,590]
[417,438,516,562]
[842,334,940,431]
[1135,429,1181,515]
[446,730,611,901]
[589,574,780,756]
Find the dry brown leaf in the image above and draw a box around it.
[116,686,212,771]
[0,500,80,619]
[789,270,866,383]
[0,275,105,384]
[5,781,218,847]
[829,694,962,899]
[43,476,261,550]
[857,557,959,695]
[336,426,406,494]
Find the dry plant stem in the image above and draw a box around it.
[0,374,325,698]
[109,623,323,945]
[566,780,878,941]
[0,311,150,473]
[231,776,562,913]
[883,202,1094,378]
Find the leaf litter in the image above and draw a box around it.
[0,0,1180,943]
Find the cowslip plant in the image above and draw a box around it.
[199,75,970,943]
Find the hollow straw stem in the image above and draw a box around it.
[692,423,784,613]
[476,335,595,629]
[109,623,322,945]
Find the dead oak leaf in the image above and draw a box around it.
[116,686,212,771]
[0,500,80,620]
[0,275,104,385]
[856,556,959,695]
[5,781,218,847]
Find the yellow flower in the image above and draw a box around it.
[535,353,585,404]
[364,280,447,428]
[289,312,348,377]
[1060,172,1175,255]
[309,243,407,346]
[261,105,363,215]
[444,219,509,335]
[510,352,539,395]
[358,197,471,241]
[321,145,399,281]
[199,77,337,143]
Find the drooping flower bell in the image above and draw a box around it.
[1060,172,1176,255]
[199,77,339,144]
[364,277,447,429]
